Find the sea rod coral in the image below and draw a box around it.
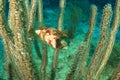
[0,0,120,80]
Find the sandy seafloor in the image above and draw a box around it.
[0,0,120,80]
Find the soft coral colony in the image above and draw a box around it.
[0,0,120,80]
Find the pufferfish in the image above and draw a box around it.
[34,26,69,49]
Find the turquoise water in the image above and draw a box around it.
[0,0,120,80]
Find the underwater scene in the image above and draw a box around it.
[0,0,120,80]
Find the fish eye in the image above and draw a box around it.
[56,39,61,45]
[56,39,62,48]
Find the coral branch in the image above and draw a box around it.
[58,0,66,31]
[50,49,59,80]
[28,0,37,31]
[96,0,120,78]
[75,5,97,80]
[50,0,66,80]
[112,64,120,80]
[66,42,87,80]
[38,0,48,80]
[38,0,44,26]
[40,44,48,80]
[86,4,113,80]
[25,0,30,17]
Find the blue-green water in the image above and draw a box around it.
[0,0,120,80]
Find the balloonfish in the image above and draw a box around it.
[35,26,69,49]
